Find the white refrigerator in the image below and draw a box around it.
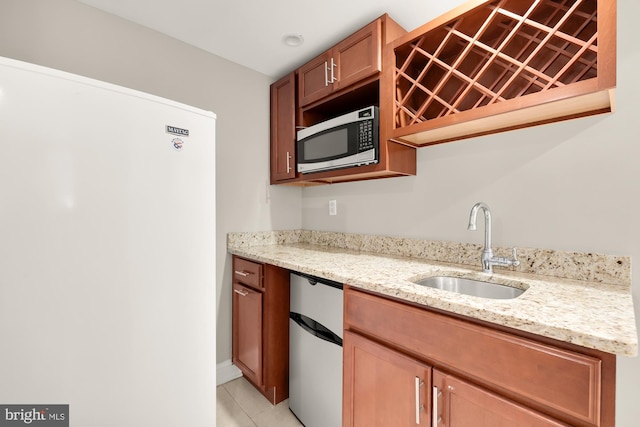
[0,57,216,426]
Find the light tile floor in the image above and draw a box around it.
[217,377,303,427]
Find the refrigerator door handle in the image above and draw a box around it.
[290,312,343,347]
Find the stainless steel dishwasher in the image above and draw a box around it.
[289,272,343,427]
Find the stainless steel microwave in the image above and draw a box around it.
[296,106,379,174]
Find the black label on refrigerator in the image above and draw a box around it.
[166,126,189,137]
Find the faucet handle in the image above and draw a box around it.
[511,248,521,267]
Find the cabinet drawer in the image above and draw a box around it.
[344,288,602,426]
[233,257,263,290]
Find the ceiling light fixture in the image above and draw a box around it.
[282,33,304,47]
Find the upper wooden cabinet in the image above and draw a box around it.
[270,72,296,183]
[298,20,382,107]
[269,14,417,185]
[385,0,616,146]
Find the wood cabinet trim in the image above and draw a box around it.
[261,263,291,404]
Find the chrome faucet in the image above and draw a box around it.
[467,202,520,274]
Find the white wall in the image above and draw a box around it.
[301,0,640,425]
[0,0,302,404]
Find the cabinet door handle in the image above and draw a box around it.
[324,60,330,86]
[233,288,249,297]
[329,57,337,83]
[286,151,292,173]
[415,377,424,424]
[432,386,442,426]
[234,270,251,277]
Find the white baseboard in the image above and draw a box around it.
[217,360,243,386]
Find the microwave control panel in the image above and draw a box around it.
[358,120,375,152]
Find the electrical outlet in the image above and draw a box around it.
[329,200,337,216]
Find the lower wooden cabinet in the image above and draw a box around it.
[232,256,290,404]
[343,329,567,427]
[343,286,616,427]
[433,370,568,427]
[343,330,431,426]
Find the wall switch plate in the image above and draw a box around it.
[329,200,337,216]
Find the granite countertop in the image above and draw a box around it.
[228,231,638,357]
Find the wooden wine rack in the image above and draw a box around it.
[385,0,616,146]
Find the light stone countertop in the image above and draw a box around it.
[228,231,638,357]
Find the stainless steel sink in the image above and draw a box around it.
[414,276,525,299]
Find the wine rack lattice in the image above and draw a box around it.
[394,0,599,128]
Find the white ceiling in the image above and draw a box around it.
[76,0,468,79]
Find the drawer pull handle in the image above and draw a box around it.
[233,289,249,297]
[234,270,252,277]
